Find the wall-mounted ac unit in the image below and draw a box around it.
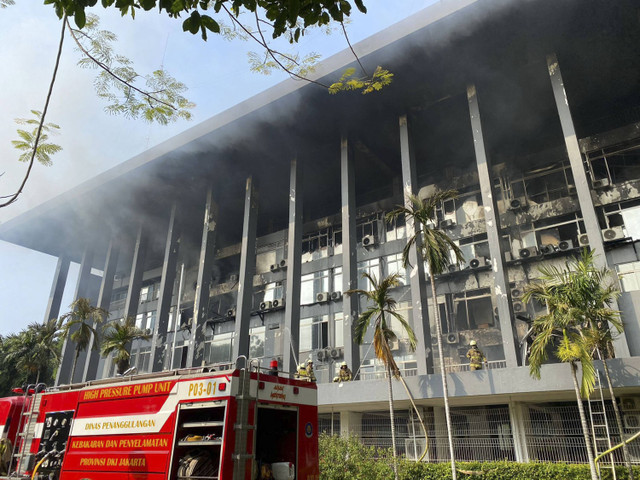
[226,308,236,318]
[389,340,400,351]
[331,291,342,301]
[511,285,525,299]
[539,244,555,255]
[279,259,287,270]
[272,298,285,308]
[329,347,344,358]
[593,178,611,189]
[259,301,272,311]
[558,239,574,251]
[317,349,327,362]
[362,235,376,247]
[270,263,280,273]
[316,292,330,303]
[229,274,239,283]
[519,247,538,259]
[621,397,639,412]
[578,234,590,247]
[448,264,460,273]
[446,333,460,344]
[469,257,488,269]
[603,226,625,242]
[440,219,455,229]
[431,336,439,345]
[508,198,526,211]
[512,301,526,313]
[624,414,640,429]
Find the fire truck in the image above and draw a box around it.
[0,359,319,480]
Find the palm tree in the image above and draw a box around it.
[345,272,417,480]
[59,298,108,383]
[387,190,464,479]
[101,317,151,375]
[525,249,632,480]
[6,318,63,385]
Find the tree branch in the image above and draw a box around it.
[341,21,368,77]
[0,16,67,208]
[66,19,176,111]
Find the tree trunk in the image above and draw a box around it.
[387,364,398,480]
[602,357,634,480]
[70,348,80,384]
[430,273,456,480]
[571,362,599,480]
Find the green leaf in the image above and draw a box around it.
[200,14,220,33]
[182,11,201,34]
[74,7,86,29]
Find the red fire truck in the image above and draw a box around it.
[0,360,319,480]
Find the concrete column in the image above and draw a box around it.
[339,411,362,437]
[547,53,630,357]
[467,85,519,368]
[399,115,433,375]
[56,246,94,385]
[151,203,181,372]
[83,238,119,381]
[509,401,529,462]
[123,224,147,322]
[284,158,303,374]
[43,256,70,323]
[188,189,218,367]
[341,136,361,378]
[233,177,259,361]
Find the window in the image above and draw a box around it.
[386,254,408,286]
[300,315,329,353]
[386,214,406,242]
[301,270,330,304]
[618,262,640,292]
[261,282,284,303]
[453,289,494,330]
[140,284,154,302]
[334,312,344,348]
[204,332,233,364]
[357,258,380,290]
[333,267,343,293]
[135,313,144,329]
[131,347,151,373]
[250,326,266,359]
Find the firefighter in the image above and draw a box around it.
[0,438,11,475]
[333,361,352,382]
[305,359,316,382]
[268,358,278,376]
[296,363,309,380]
[466,340,487,371]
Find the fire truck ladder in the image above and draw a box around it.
[232,360,257,480]
[588,370,616,480]
[11,393,42,476]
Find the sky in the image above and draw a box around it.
[0,0,435,336]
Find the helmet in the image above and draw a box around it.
[341,361,347,367]
[470,340,477,346]
[269,359,278,369]
[307,359,313,365]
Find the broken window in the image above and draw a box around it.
[453,288,493,330]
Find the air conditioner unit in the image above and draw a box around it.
[469,257,488,269]
[446,333,459,344]
[512,301,526,313]
[329,347,344,359]
[603,226,625,242]
[448,264,460,273]
[226,308,236,318]
[330,291,342,301]
[317,349,327,362]
[593,178,611,189]
[621,397,639,412]
[362,235,376,247]
[316,292,330,303]
[558,239,574,251]
[519,247,538,259]
[431,336,438,346]
[272,298,285,308]
[578,234,590,247]
[511,285,525,299]
[440,219,455,229]
[259,301,272,311]
[229,274,238,283]
[114,274,122,281]
[279,259,287,270]
[508,198,526,211]
[389,340,400,351]
[624,414,640,429]
[539,244,555,255]
[269,263,280,273]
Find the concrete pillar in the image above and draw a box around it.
[188,189,218,367]
[123,224,147,322]
[399,115,433,375]
[56,246,94,385]
[233,177,259,361]
[509,401,529,462]
[83,238,119,381]
[467,85,519,368]
[341,136,361,378]
[340,411,362,437]
[547,53,630,357]
[151,203,180,372]
[284,158,303,374]
[43,256,69,324]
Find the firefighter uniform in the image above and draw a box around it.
[306,360,316,382]
[0,438,11,475]
[466,341,487,371]
[333,362,352,382]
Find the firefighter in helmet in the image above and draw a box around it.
[333,361,352,382]
[466,340,487,371]
[305,359,316,382]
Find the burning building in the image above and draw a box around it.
[3,0,640,465]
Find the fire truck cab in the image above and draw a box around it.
[1,361,319,480]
